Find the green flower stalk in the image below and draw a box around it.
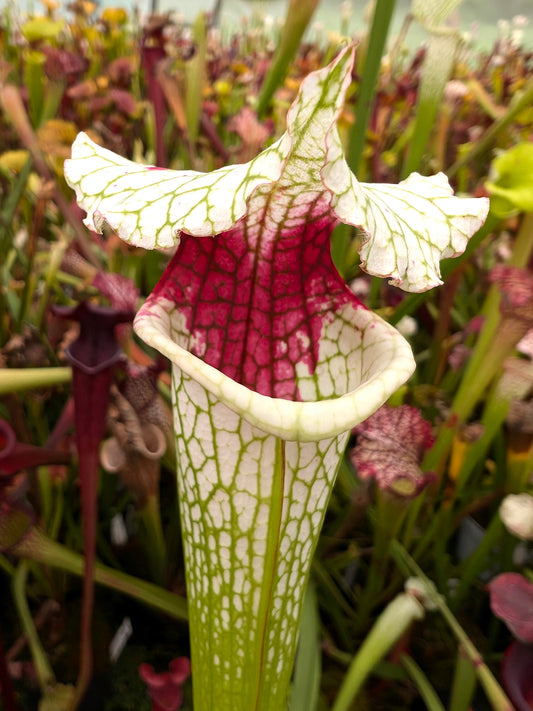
[5,521,187,622]
[64,47,488,711]
[349,405,435,631]
[0,367,71,395]
[332,587,426,711]
[256,0,320,118]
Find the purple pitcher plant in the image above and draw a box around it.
[64,47,488,711]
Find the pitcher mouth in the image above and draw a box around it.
[134,299,416,442]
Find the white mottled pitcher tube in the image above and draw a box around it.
[135,298,414,710]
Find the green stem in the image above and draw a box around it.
[12,527,188,622]
[332,592,425,711]
[355,493,407,632]
[424,325,523,475]
[23,49,45,127]
[290,582,321,711]
[448,646,478,711]
[37,238,68,331]
[38,468,53,533]
[41,79,66,125]
[448,78,533,179]
[0,367,71,395]
[185,14,207,145]
[401,654,446,711]
[139,494,168,587]
[436,604,512,710]
[511,211,533,269]
[392,543,514,711]
[311,560,355,651]
[0,555,16,577]
[458,206,533,386]
[12,561,55,692]
[0,155,32,233]
[402,489,431,553]
[451,513,505,610]
[423,208,533,475]
[347,0,396,173]
[506,445,533,494]
[454,391,510,495]
[256,0,319,118]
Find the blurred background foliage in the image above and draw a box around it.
[0,0,533,709]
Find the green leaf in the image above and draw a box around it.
[486,142,533,217]
[290,583,321,711]
[256,0,319,117]
[331,592,425,711]
[185,13,207,143]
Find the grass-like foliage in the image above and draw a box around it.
[0,2,532,710]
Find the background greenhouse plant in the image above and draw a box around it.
[0,1,532,710]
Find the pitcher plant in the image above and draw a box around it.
[64,46,489,711]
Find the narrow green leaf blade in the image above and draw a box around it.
[290,582,321,711]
